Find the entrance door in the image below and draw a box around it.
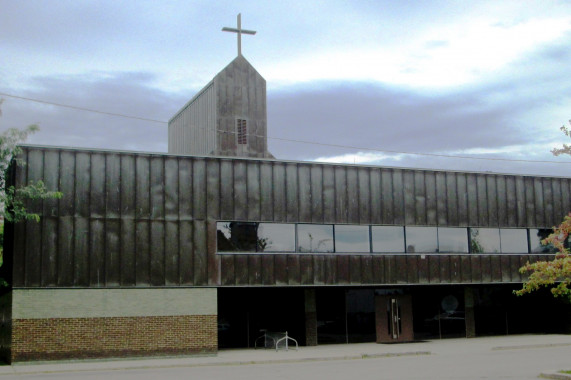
[375,294,414,343]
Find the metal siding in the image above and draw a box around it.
[347,167,359,224]
[247,161,261,221]
[425,172,437,226]
[446,173,458,226]
[286,163,299,222]
[496,176,507,227]
[370,169,382,224]
[505,176,517,227]
[335,166,347,223]
[381,169,393,224]
[414,171,426,225]
[220,160,234,220]
[476,175,488,226]
[310,165,324,223]
[466,174,478,226]
[436,172,447,226]
[486,176,498,226]
[298,165,311,222]
[323,166,335,222]
[272,163,286,222]
[403,171,415,225]
[260,162,273,221]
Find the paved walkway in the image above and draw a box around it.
[1,334,570,377]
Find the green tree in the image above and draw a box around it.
[515,121,571,301]
[0,99,62,275]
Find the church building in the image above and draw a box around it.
[0,15,569,362]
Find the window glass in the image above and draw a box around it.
[499,229,528,253]
[438,227,469,253]
[217,222,257,252]
[335,225,370,252]
[257,223,295,252]
[405,227,438,253]
[469,228,500,253]
[297,224,334,253]
[529,228,557,253]
[371,226,405,253]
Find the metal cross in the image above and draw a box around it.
[222,13,256,56]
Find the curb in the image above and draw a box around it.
[491,343,571,351]
[539,371,571,380]
[0,351,431,376]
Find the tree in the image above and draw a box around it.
[551,120,571,156]
[515,121,571,301]
[0,99,62,278]
[515,213,571,301]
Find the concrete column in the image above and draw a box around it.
[464,287,476,338]
[304,289,318,346]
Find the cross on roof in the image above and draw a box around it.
[222,13,256,57]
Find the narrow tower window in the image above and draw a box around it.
[237,119,248,145]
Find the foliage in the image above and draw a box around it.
[515,213,571,301]
[551,120,571,156]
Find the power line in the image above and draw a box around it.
[2,91,570,165]
[0,92,165,124]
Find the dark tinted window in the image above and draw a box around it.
[217,222,258,252]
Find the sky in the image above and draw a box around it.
[0,0,570,176]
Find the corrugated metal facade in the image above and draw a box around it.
[168,82,216,155]
[7,146,570,288]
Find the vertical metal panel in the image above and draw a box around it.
[313,255,324,284]
[550,178,561,226]
[249,255,262,285]
[323,166,335,222]
[179,220,194,285]
[300,256,313,285]
[272,163,286,222]
[414,171,426,225]
[42,150,60,217]
[524,177,535,227]
[446,173,458,226]
[349,256,361,284]
[403,171,415,225]
[165,157,180,221]
[490,256,502,282]
[247,161,260,221]
[193,159,206,220]
[75,152,91,217]
[425,172,437,226]
[219,160,233,220]
[381,169,393,224]
[288,255,301,285]
[135,156,150,219]
[165,221,179,285]
[470,256,482,283]
[460,256,471,283]
[310,165,323,223]
[39,217,56,286]
[57,216,74,285]
[336,256,349,284]
[507,176,518,227]
[12,153,28,286]
[533,178,545,227]
[361,256,373,284]
[392,170,404,225]
[466,174,478,226]
[370,169,381,224]
[221,256,235,285]
[435,172,447,226]
[511,256,523,282]
[347,167,359,224]
[501,256,511,282]
[456,173,468,227]
[105,219,121,286]
[372,256,385,283]
[542,178,553,226]
[450,255,461,283]
[428,256,440,283]
[324,255,337,284]
[135,221,150,285]
[298,165,311,222]
[120,155,135,218]
[120,218,136,286]
[486,176,497,226]
[476,175,488,226]
[261,255,275,285]
[358,168,371,224]
[274,255,288,285]
[193,220,207,285]
[561,179,570,220]
[74,217,89,286]
[480,256,491,282]
[385,256,397,284]
[335,166,347,223]
[59,152,75,216]
[438,255,450,284]
[260,162,273,221]
[90,219,106,287]
[515,176,526,227]
[150,157,165,220]
[496,176,507,227]
[418,256,429,283]
[106,154,121,219]
[286,163,298,222]
[406,256,419,284]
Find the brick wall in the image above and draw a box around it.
[12,315,217,361]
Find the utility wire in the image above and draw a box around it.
[1,91,570,165]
